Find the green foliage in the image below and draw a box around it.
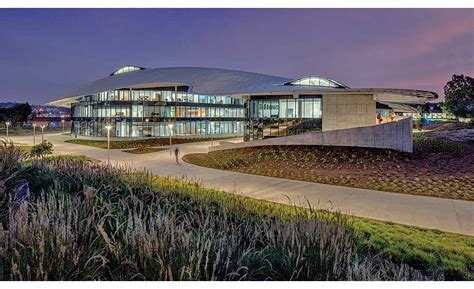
[438,102,451,115]
[122,147,167,154]
[355,220,474,281]
[66,136,233,149]
[444,74,474,118]
[30,141,54,157]
[413,133,463,155]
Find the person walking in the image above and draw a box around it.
[174,147,180,164]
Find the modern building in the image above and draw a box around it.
[28,105,71,129]
[48,66,437,152]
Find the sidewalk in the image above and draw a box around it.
[10,133,474,236]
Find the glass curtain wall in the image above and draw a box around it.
[71,89,245,138]
[246,96,322,141]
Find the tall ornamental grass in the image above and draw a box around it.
[0,145,434,280]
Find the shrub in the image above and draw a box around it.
[30,141,54,158]
[413,134,463,155]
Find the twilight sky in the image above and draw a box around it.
[0,8,473,104]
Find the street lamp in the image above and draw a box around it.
[145,118,149,137]
[61,119,65,134]
[5,121,10,138]
[105,125,113,165]
[40,125,45,143]
[32,123,36,145]
[210,121,215,146]
[168,123,173,155]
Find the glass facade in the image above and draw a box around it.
[110,65,144,76]
[245,95,322,141]
[287,76,348,88]
[71,88,245,137]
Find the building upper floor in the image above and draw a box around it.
[47,66,438,108]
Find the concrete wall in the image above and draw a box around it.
[210,116,413,153]
[322,94,376,131]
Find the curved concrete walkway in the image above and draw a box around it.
[9,133,474,236]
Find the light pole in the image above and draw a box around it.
[5,121,10,138]
[40,125,45,143]
[168,123,173,155]
[105,125,112,165]
[33,123,36,145]
[210,121,215,146]
[61,119,65,133]
[145,118,149,137]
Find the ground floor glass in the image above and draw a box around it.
[72,119,244,138]
[245,96,323,141]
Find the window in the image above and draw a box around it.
[302,99,313,118]
[110,65,144,76]
[286,76,348,88]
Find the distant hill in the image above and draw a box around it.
[0,102,19,108]
[0,102,70,112]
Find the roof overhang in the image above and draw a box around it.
[238,88,437,104]
[378,101,419,113]
[47,96,82,108]
[46,67,438,107]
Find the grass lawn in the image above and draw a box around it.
[17,146,33,152]
[65,136,235,149]
[168,177,474,280]
[183,135,474,201]
[122,147,167,154]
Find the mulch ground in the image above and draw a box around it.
[183,143,474,201]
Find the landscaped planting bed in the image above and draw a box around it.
[65,136,234,149]
[122,147,167,154]
[1,141,473,280]
[183,136,474,201]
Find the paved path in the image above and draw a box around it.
[9,133,474,236]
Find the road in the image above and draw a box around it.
[9,133,474,236]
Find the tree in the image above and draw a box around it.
[11,103,32,123]
[414,104,428,130]
[0,103,32,124]
[444,74,474,118]
[438,102,450,115]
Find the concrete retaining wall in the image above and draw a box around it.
[210,116,413,153]
[322,94,376,131]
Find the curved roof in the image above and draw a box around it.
[62,67,293,98]
[49,66,437,106]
